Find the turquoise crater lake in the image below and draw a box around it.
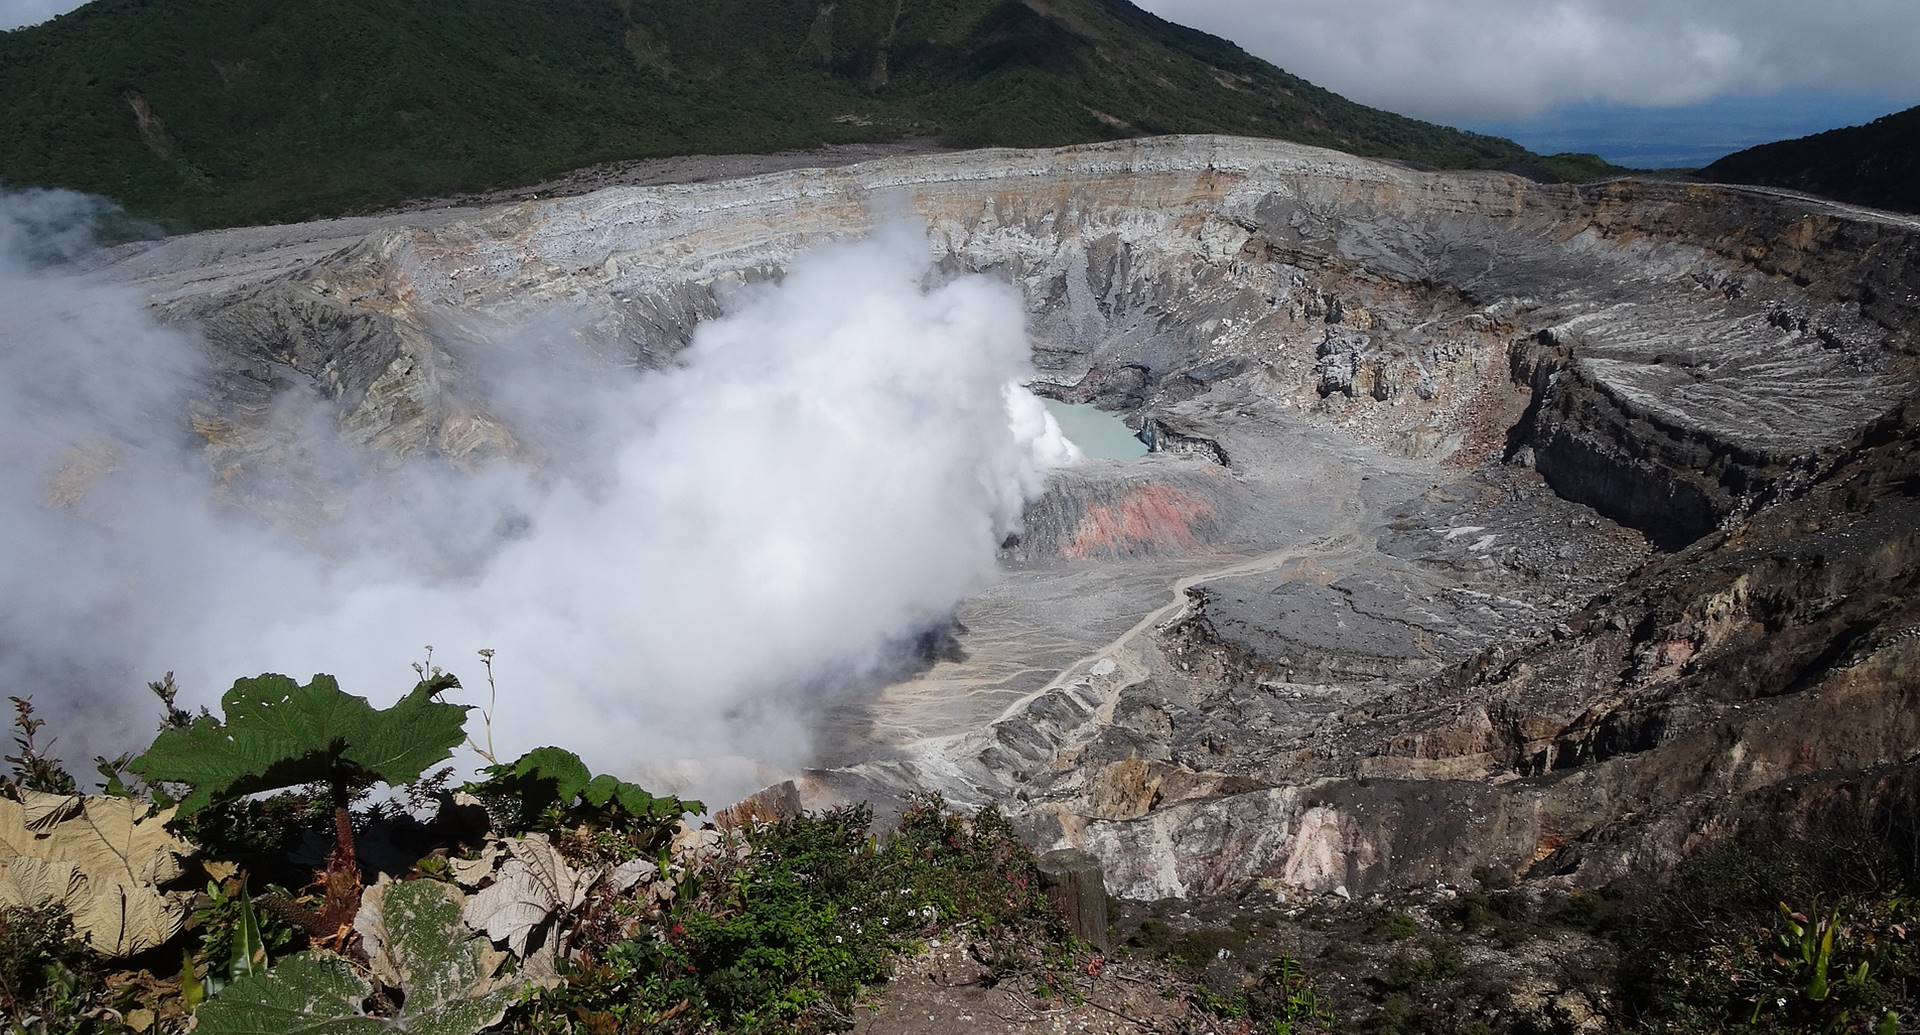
[1042,398,1149,460]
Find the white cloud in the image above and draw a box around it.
[1136,0,1920,121]
[0,191,1077,801]
[0,0,87,30]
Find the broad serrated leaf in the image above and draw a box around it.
[578,773,622,809]
[128,674,468,818]
[469,747,702,835]
[481,747,591,818]
[205,882,519,1035]
[192,952,382,1035]
[339,677,472,790]
[353,880,518,1033]
[579,770,703,824]
[614,782,704,823]
[0,792,193,956]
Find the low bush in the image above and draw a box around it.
[513,797,1058,1033]
[1614,814,1918,1033]
[1378,941,1463,992]
[1192,954,1338,1034]
[0,905,105,1035]
[1367,910,1420,942]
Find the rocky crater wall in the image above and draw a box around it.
[105,135,1919,552]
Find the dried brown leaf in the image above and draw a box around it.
[0,792,193,956]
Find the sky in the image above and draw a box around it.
[5,0,1917,166]
[1136,0,1920,167]
[0,0,74,30]
[1464,95,1911,170]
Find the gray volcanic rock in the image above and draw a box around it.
[87,135,1920,916]
[97,136,1917,546]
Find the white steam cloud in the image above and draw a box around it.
[0,191,1076,799]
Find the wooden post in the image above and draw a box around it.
[1037,847,1111,951]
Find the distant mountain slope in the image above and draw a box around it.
[0,0,1594,229]
[1702,105,1920,215]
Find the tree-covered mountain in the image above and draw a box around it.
[0,0,1609,229]
[1702,104,1920,215]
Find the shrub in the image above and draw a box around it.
[464,746,702,846]
[1194,954,1338,1034]
[1367,910,1420,942]
[514,797,1056,1034]
[1379,941,1462,992]
[4,697,76,796]
[1455,892,1495,931]
[1553,890,1619,933]
[0,905,104,1035]
[1614,814,1919,1032]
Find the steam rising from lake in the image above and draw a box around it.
[0,191,1075,799]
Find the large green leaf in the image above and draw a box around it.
[192,952,382,1035]
[470,747,703,831]
[199,882,521,1035]
[583,773,703,825]
[128,674,468,818]
[478,746,592,818]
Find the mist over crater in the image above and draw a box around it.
[14,136,1920,900]
[1,199,1081,797]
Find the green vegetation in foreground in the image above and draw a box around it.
[0,0,1615,230]
[515,801,1057,1033]
[1612,814,1918,1033]
[0,672,1071,1035]
[4,668,1916,1033]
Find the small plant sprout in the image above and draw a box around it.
[5,695,77,795]
[473,648,500,766]
[423,647,501,766]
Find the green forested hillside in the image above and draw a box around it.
[1701,104,1920,215]
[0,0,1572,228]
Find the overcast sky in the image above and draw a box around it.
[0,0,78,31]
[1135,0,1920,124]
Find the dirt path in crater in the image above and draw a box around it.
[991,497,1373,730]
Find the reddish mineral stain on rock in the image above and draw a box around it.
[1063,484,1215,560]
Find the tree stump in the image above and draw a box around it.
[1036,847,1110,951]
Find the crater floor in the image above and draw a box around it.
[97,135,1920,909]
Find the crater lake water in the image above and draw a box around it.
[1042,399,1149,460]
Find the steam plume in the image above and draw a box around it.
[0,192,1075,798]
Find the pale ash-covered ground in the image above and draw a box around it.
[93,135,1920,913]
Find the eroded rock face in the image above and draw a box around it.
[992,403,1920,902]
[103,136,1916,537]
[92,135,1920,909]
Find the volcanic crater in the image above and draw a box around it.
[93,135,1920,906]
